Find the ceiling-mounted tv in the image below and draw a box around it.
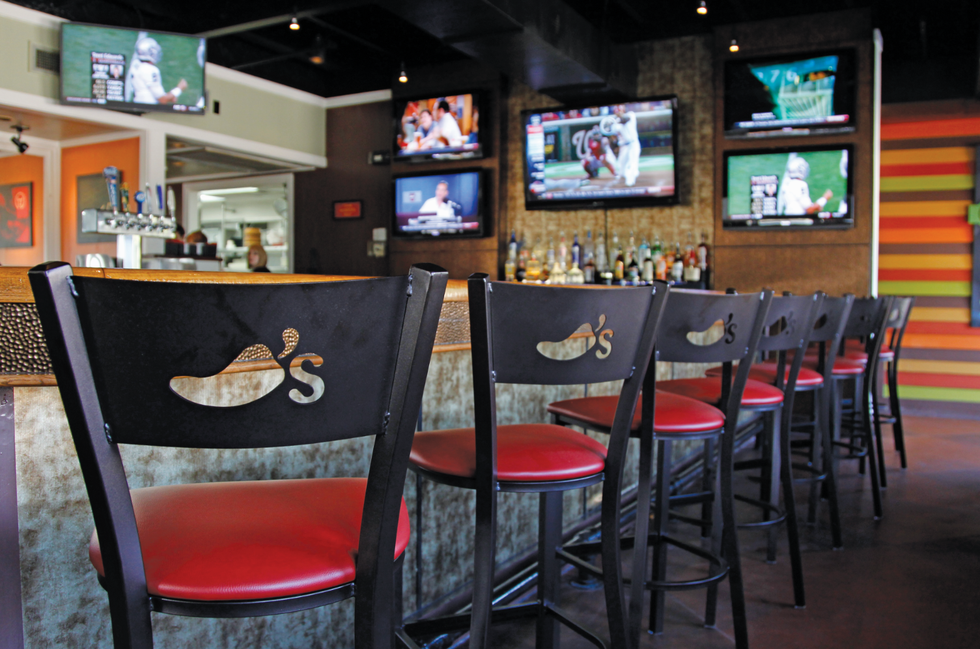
[522,96,678,210]
[723,145,854,230]
[61,22,206,115]
[393,92,484,162]
[724,50,856,138]
[392,169,485,239]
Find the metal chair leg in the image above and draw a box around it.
[861,383,884,520]
[650,439,673,635]
[537,491,563,649]
[719,427,750,649]
[871,365,889,489]
[470,486,498,649]
[705,440,722,629]
[778,405,806,607]
[629,432,655,645]
[806,386,824,525]
[888,362,909,469]
[826,380,844,549]
[765,409,782,564]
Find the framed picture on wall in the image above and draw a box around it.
[0,182,33,248]
[77,172,118,243]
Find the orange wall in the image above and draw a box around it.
[61,138,140,263]
[0,154,45,267]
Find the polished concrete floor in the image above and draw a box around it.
[485,416,980,648]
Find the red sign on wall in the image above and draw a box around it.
[333,200,363,220]
[0,183,33,247]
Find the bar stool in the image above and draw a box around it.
[405,277,670,649]
[28,261,447,649]
[552,289,773,649]
[804,297,892,520]
[841,296,915,475]
[700,291,827,608]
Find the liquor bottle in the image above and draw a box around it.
[571,232,581,269]
[613,233,625,281]
[583,251,596,284]
[550,259,566,284]
[504,254,516,281]
[567,261,584,284]
[697,231,711,288]
[626,231,639,282]
[595,231,608,274]
[671,241,684,283]
[584,230,595,268]
[683,234,701,283]
[516,247,528,282]
[543,238,555,282]
[639,237,652,282]
[558,232,568,271]
[526,239,543,281]
[508,229,519,259]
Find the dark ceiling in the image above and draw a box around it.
[11,0,980,103]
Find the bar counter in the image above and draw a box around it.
[0,268,711,649]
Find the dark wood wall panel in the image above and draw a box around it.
[294,101,393,277]
[714,244,870,296]
[712,9,875,296]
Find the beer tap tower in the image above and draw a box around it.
[79,167,177,269]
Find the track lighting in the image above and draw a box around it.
[10,125,28,154]
[289,16,300,31]
[697,1,707,15]
[729,38,739,53]
[398,63,408,83]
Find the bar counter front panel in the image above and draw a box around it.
[0,268,711,649]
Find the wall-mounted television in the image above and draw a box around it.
[522,96,678,210]
[723,145,854,230]
[724,50,856,138]
[392,170,485,239]
[393,93,483,162]
[61,22,206,115]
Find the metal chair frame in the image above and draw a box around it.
[29,261,447,649]
[404,276,670,649]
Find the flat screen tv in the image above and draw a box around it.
[724,50,855,138]
[61,22,206,115]
[392,170,485,239]
[393,93,483,162]
[723,145,854,230]
[522,96,678,210]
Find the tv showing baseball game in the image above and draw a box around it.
[60,22,206,115]
[392,170,485,239]
[521,96,678,210]
[393,93,483,162]
[723,145,854,230]
[724,50,856,137]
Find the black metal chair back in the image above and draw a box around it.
[763,292,826,395]
[469,275,669,649]
[28,261,447,649]
[653,289,774,423]
[806,294,855,381]
[885,296,915,357]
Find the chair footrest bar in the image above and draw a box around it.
[668,511,712,529]
[556,549,603,579]
[403,602,539,638]
[733,494,787,528]
[545,603,608,649]
[395,628,423,649]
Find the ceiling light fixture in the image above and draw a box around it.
[697,1,707,15]
[398,63,408,83]
[289,16,300,31]
[200,187,260,196]
[309,35,326,65]
[729,38,739,53]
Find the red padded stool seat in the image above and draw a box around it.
[410,424,608,482]
[802,356,864,376]
[89,478,410,602]
[658,377,785,407]
[547,391,725,435]
[706,361,824,388]
[841,346,895,364]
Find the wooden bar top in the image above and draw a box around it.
[0,267,470,387]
